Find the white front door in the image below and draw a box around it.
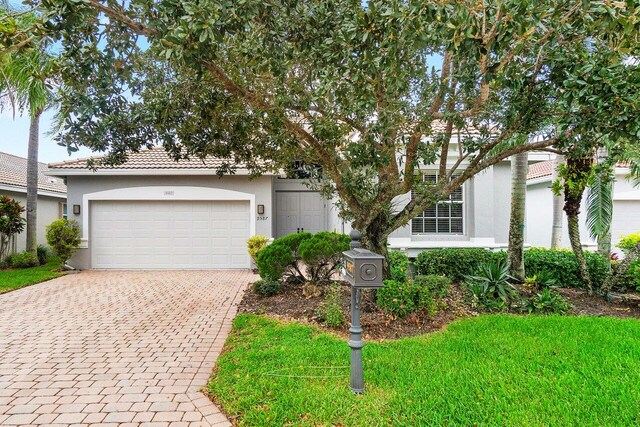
[276,192,326,237]
[91,200,250,269]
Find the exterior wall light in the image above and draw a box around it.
[257,204,265,215]
[73,205,81,215]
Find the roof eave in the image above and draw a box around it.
[44,168,273,177]
[0,183,67,199]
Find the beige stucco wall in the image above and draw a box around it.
[0,189,66,253]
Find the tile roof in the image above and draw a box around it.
[527,159,631,181]
[527,160,554,180]
[47,146,252,170]
[0,152,67,195]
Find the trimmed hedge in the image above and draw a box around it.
[415,247,610,289]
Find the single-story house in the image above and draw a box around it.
[46,146,555,269]
[0,151,67,253]
[526,159,640,253]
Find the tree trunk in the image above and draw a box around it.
[563,157,593,292]
[26,110,41,255]
[551,154,564,249]
[507,152,528,281]
[596,148,612,258]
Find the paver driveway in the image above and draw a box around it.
[0,270,254,427]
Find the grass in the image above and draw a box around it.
[209,314,640,427]
[0,260,63,294]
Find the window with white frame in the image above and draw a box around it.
[411,173,463,234]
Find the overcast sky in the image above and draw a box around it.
[0,109,95,164]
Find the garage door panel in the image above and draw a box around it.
[91,200,250,269]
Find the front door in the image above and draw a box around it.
[276,192,326,237]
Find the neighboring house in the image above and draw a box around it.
[46,146,554,270]
[0,152,67,253]
[526,159,640,254]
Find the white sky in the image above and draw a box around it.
[0,109,94,164]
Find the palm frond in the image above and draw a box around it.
[586,169,614,240]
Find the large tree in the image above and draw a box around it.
[0,6,57,255]
[4,0,639,255]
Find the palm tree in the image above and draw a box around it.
[507,152,528,281]
[586,153,614,258]
[0,7,57,255]
[550,154,564,248]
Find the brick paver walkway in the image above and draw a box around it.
[0,270,254,427]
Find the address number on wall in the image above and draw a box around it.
[257,216,269,221]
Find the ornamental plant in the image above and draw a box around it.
[298,232,350,283]
[0,195,26,262]
[45,219,81,269]
[618,232,640,255]
[247,235,269,264]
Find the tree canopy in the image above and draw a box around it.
[3,0,639,250]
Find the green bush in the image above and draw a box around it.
[277,232,312,254]
[415,248,503,282]
[46,219,81,268]
[388,250,410,282]
[376,280,417,318]
[465,260,520,309]
[627,259,640,292]
[415,247,609,289]
[256,242,296,281]
[316,284,345,327]
[252,279,282,297]
[10,251,39,268]
[525,288,572,315]
[618,232,640,255]
[523,248,610,289]
[37,245,51,265]
[247,235,269,264]
[299,232,350,283]
[413,274,451,299]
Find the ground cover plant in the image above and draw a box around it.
[0,258,62,293]
[210,314,640,427]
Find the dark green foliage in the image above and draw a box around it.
[524,248,610,289]
[413,275,451,299]
[276,232,312,255]
[376,280,417,318]
[315,284,345,328]
[524,270,558,290]
[388,250,410,282]
[416,248,609,289]
[465,261,520,310]
[256,242,296,281]
[627,259,640,292]
[10,251,39,268]
[415,249,504,283]
[251,279,282,297]
[0,195,26,262]
[526,288,572,315]
[37,245,50,265]
[45,219,81,268]
[299,232,349,283]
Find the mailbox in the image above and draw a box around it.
[342,247,385,288]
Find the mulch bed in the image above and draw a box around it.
[239,281,640,341]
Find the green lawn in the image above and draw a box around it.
[0,261,63,294]
[209,314,640,427]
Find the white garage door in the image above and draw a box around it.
[91,200,250,269]
[611,200,640,247]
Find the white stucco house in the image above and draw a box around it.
[526,159,640,254]
[0,152,67,253]
[46,146,556,270]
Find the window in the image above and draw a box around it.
[59,202,68,219]
[411,173,463,234]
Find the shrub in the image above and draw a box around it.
[37,245,51,265]
[524,248,609,289]
[247,235,269,264]
[415,248,503,282]
[45,219,81,268]
[376,280,417,318]
[525,288,572,315]
[256,242,296,281]
[251,279,282,297]
[0,195,26,262]
[524,270,558,290]
[388,250,410,282]
[277,232,313,254]
[464,260,520,308]
[627,259,640,292]
[618,232,640,255]
[316,284,345,327]
[413,274,451,299]
[10,251,39,268]
[299,232,350,283]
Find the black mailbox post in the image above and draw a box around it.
[342,229,385,394]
